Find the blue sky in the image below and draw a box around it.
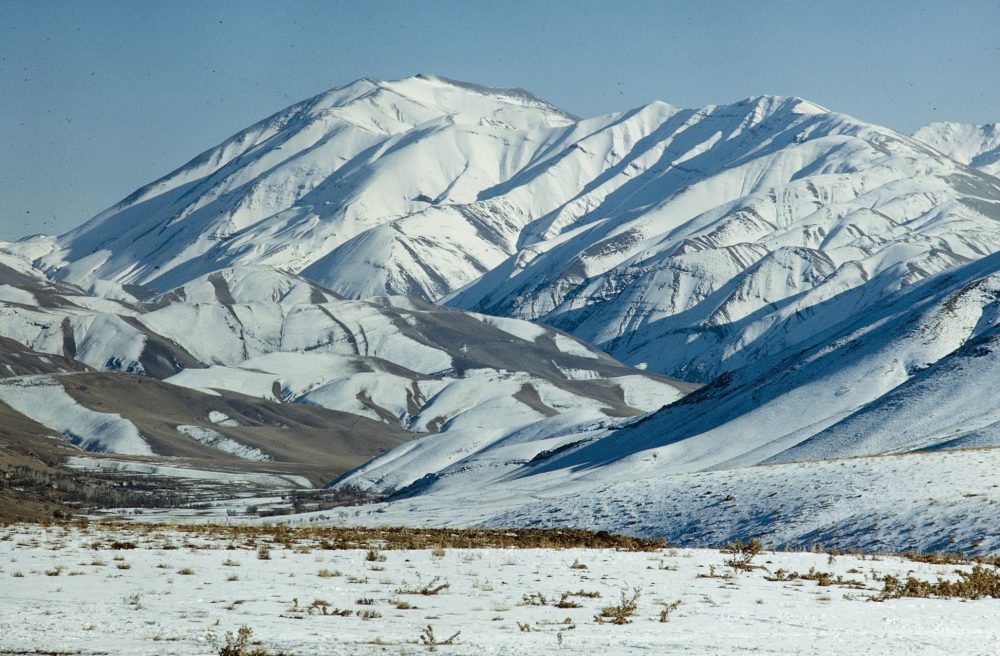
[2,0,998,240]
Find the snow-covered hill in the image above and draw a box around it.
[448,104,1000,382]
[0,255,687,482]
[326,445,1000,554]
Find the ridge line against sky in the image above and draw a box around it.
[2,0,998,241]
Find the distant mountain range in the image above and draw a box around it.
[3,75,1000,546]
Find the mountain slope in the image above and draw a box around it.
[913,122,1000,177]
[7,75,1000,538]
[333,246,1000,498]
[0,372,411,485]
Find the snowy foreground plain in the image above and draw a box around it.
[1,523,999,655]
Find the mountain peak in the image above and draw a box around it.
[714,94,831,121]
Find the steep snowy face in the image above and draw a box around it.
[913,122,1000,177]
[538,249,1000,479]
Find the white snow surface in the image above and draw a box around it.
[208,410,240,427]
[175,425,273,461]
[0,284,37,305]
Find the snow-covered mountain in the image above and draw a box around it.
[914,122,1000,177]
[30,75,578,296]
[20,75,1000,390]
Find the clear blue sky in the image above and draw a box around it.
[2,0,998,240]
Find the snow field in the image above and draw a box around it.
[0,523,998,655]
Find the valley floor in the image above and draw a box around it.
[1,523,998,655]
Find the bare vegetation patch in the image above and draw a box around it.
[877,566,1000,600]
[397,577,450,596]
[766,567,866,589]
[24,522,666,552]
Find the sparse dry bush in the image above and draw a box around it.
[419,624,460,651]
[554,589,601,608]
[217,625,291,656]
[397,577,449,595]
[658,600,681,622]
[595,587,641,624]
[721,538,763,573]
[697,564,732,579]
[554,592,582,608]
[765,567,865,589]
[900,551,1000,568]
[520,592,547,606]
[307,599,330,615]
